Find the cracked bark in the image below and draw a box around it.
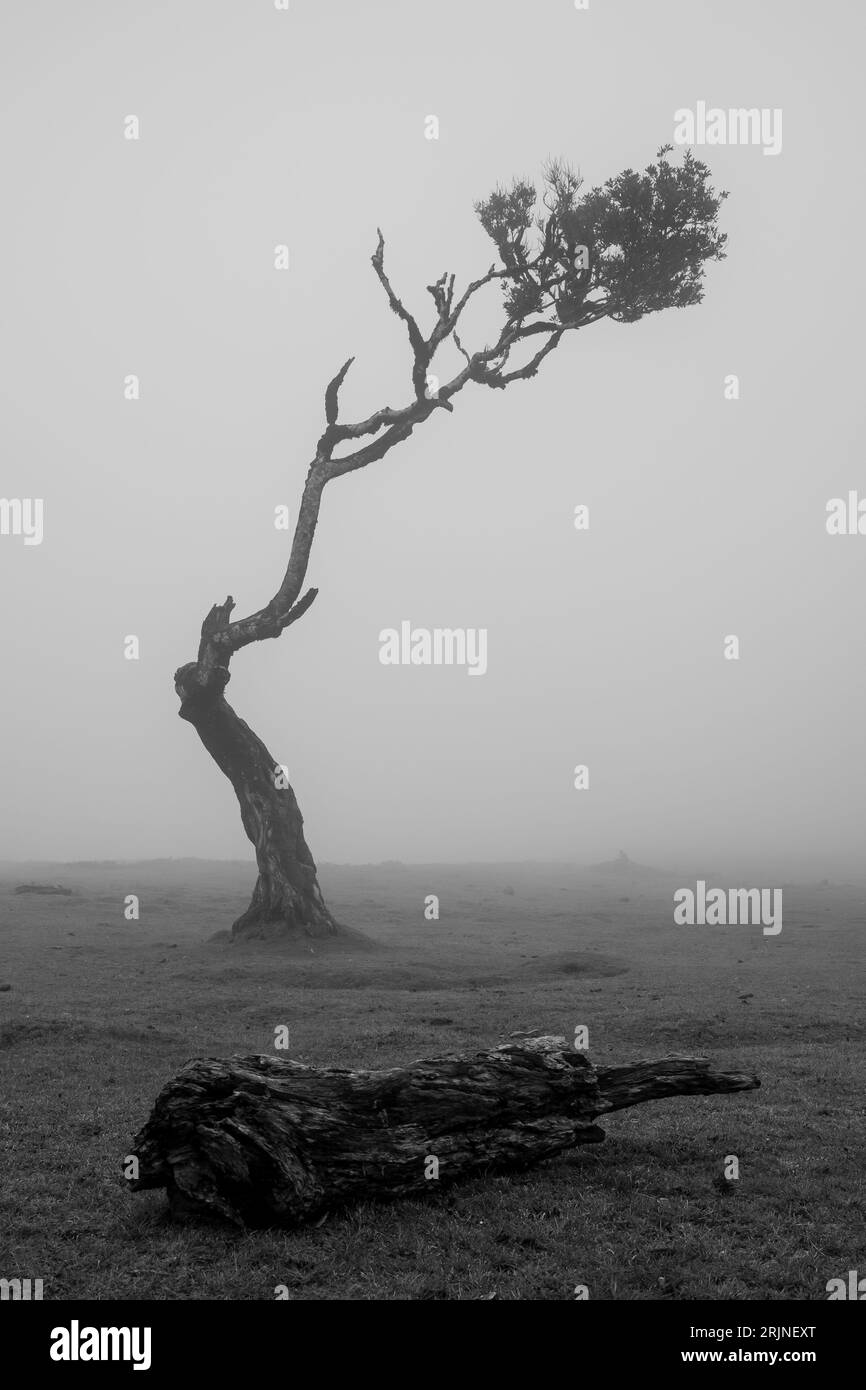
[128,1035,760,1227]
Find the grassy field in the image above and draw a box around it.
[0,857,862,1301]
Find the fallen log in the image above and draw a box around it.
[128,1035,759,1227]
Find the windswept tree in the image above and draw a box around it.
[175,147,727,940]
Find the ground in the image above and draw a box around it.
[0,858,862,1301]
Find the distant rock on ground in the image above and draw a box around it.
[586,851,660,879]
[585,851,714,882]
[13,883,73,896]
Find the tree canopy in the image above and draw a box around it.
[475,145,728,332]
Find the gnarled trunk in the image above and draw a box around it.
[175,663,339,940]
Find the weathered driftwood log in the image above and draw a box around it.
[128,1035,759,1227]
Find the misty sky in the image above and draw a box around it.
[1,0,863,878]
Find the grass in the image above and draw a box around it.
[0,858,862,1300]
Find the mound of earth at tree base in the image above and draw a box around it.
[207,920,378,954]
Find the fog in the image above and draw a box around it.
[1,0,863,881]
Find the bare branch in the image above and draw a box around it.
[327,418,420,479]
[324,357,354,426]
[223,586,320,653]
[514,319,561,338]
[492,327,565,386]
[425,271,455,329]
[196,465,328,673]
[453,330,472,366]
[371,230,430,398]
[428,263,508,353]
[328,402,410,444]
[275,585,319,632]
[196,596,235,673]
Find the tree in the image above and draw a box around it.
[174,147,727,940]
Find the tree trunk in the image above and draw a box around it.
[128,1035,760,1228]
[175,663,339,940]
